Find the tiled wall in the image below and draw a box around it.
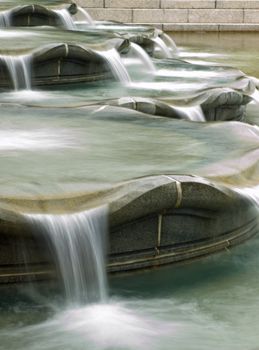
[77,0,259,31]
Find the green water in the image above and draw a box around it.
[0,31,259,349]
[1,235,259,350]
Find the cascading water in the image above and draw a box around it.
[53,8,75,30]
[173,105,205,122]
[0,10,11,27]
[161,33,178,54]
[76,6,94,25]
[26,206,108,304]
[130,42,156,73]
[0,54,31,90]
[98,48,131,83]
[153,36,173,58]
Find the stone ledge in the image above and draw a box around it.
[216,0,259,8]
[76,0,104,8]
[133,9,188,23]
[105,0,160,8]
[188,9,243,23]
[87,8,133,22]
[161,0,216,8]
[163,23,259,31]
[163,23,219,31]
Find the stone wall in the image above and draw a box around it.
[77,0,259,31]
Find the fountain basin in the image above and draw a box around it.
[0,38,129,89]
[104,88,252,122]
[0,175,257,283]
[0,3,77,27]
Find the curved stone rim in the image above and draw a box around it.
[0,174,258,283]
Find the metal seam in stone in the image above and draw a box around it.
[108,219,258,268]
[157,214,163,248]
[163,175,182,208]
[64,44,69,57]
[58,60,61,76]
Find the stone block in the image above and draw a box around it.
[105,0,160,8]
[217,0,259,8]
[87,8,132,22]
[244,9,259,22]
[219,23,259,30]
[163,23,219,31]
[161,0,215,8]
[133,9,188,23]
[76,0,104,8]
[188,9,243,22]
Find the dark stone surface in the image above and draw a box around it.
[110,214,158,255]
[8,4,74,27]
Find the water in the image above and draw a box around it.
[161,32,178,53]
[0,23,259,350]
[26,206,108,304]
[53,8,75,30]
[153,36,173,58]
[172,105,205,122]
[76,6,94,25]
[0,54,31,90]
[130,42,156,73]
[99,48,131,83]
[0,9,10,26]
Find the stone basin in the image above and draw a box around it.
[0,175,258,283]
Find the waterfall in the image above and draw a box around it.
[26,206,108,304]
[98,48,131,84]
[0,54,31,90]
[77,7,94,25]
[153,37,173,59]
[173,105,206,122]
[130,42,156,73]
[161,33,178,54]
[0,10,11,27]
[53,8,75,30]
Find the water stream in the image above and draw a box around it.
[99,48,131,83]
[0,9,10,27]
[26,206,108,304]
[130,42,156,72]
[53,8,75,30]
[0,54,31,90]
[0,13,258,350]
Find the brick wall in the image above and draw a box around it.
[77,0,259,31]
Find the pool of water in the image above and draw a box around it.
[1,233,259,350]
[0,31,259,350]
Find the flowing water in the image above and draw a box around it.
[26,206,108,304]
[0,26,259,350]
[53,8,75,30]
[0,54,31,90]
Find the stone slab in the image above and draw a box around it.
[161,0,216,8]
[87,8,132,22]
[105,0,160,8]
[244,9,259,22]
[217,0,259,8]
[219,23,259,29]
[76,0,104,8]
[163,23,219,31]
[188,9,243,22]
[133,9,188,23]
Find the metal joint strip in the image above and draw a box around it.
[163,175,182,208]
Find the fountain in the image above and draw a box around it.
[0,2,259,348]
[0,1,258,282]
